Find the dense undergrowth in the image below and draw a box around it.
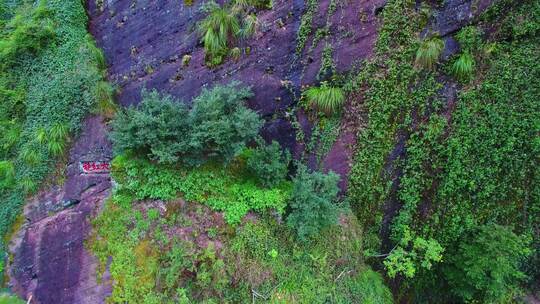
[0,0,112,282]
[91,190,392,303]
[349,0,540,302]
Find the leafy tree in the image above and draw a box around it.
[246,137,291,188]
[109,89,191,164]
[188,82,262,165]
[286,165,341,241]
[444,224,531,303]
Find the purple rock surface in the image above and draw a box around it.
[8,116,112,304]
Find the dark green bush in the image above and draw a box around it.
[188,82,262,165]
[286,165,341,241]
[109,89,190,164]
[111,82,261,166]
[444,224,530,302]
[246,138,291,188]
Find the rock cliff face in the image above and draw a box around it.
[6,0,498,303]
[87,0,386,189]
[7,116,112,304]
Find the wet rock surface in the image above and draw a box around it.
[8,116,112,304]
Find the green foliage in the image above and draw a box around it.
[451,51,475,81]
[246,138,291,188]
[0,0,111,281]
[304,82,345,115]
[382,228,443,279]
[414,36,444,70]
[0,293,24,304]
[199,4,239,65]
[295,0,318,55]
[110,82,261,166]
[111,153,291,224]
[350,0,539,301]
[286,165,341,241]
[339,269,394,304]
[110,89,190,164]
[455,26,483,52]
[444,225,531,303]
[199,0,263,66]
[189,82,261,165]
[92,193,390,303]
[0,0,55,67]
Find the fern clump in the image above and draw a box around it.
[304,82,345,115]
[451,52,475,82]
[415,37,444,70]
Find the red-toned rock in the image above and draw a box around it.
[8,116,112,304]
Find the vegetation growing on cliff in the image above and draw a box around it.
[349,0,540,302]
[0,0,112,281]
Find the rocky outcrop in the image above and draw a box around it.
[7,116,112,304]
[88,0,386,189]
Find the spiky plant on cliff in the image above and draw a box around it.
[415,36,444,70]
[451,52,475,81]
[304,82,345,115]
[199,5,240,66]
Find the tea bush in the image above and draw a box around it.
[110,82,262,166]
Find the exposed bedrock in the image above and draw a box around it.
[7,116,112,304]
[87,0,386,189]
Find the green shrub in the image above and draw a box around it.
[340,269,394,304]
[111,153,291,225]
[110,89,190,164]
[246,138,291,188]
[444,224,530,303]
[111,83,261,166]
[451,52,475,81]
[286,165,341,241]
[0,0,112,282]
[304,82,345,115]
[414,36,444,70]
[188,82,262,165]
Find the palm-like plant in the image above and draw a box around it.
[20,176,37,193]
[199,6,240,64]
[451,52,475,81]
[21,146,40,165]
[2,122,21,150]
[304,82,345,115]
[415,37,444,70]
